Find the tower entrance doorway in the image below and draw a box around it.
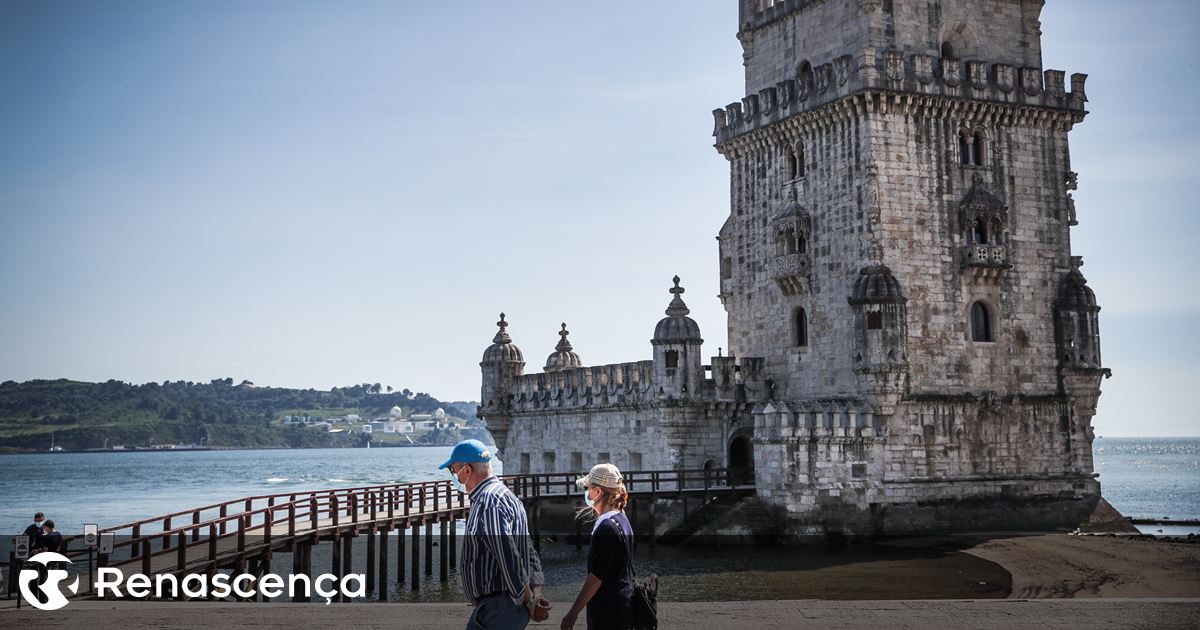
[728,434,754,485]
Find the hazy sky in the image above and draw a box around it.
[1,1,1196,436]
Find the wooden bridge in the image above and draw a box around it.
[21,468,752,603]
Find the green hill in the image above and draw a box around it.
[0,379,478,452]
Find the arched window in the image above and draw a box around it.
[867,311,883,330]
[794,308,808,347]
[665,350,679,368]
[971,130,986,166]
[970,301,993,342]
[972,219,988,244]
[796,233,807,254]
[958,130,971,165]
[941,41,955,58]
[784,149,798,179]
[796,143,806,178]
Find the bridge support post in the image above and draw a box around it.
[292,543,308,602]
[439,519,448,582]
[532,501,541,553]
[398,524,406,586]
[378,527,389,600]
[424,521,433,576]
[366,529,376,595]
[410,522,420,590]
[649,496,657,548]
[342,534,354,599]
[449,517,457,567]
[331,535,342,603]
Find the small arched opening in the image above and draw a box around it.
[664,349,679,368]
[971,129,986,166]
[728,434,755,485]
[794,307,809,347]
[970,301,994,342]
[941,41,955,59]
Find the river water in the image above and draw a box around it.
[1,438,1195,601]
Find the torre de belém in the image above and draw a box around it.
[477,0,1109,534]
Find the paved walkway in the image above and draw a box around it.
[2,599,1197,629]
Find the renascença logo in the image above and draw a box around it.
[18,552,79,611]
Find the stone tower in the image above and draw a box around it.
[712,0,1108,531]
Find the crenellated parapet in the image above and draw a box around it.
[508,360,656,412]
[713,47,1087,145]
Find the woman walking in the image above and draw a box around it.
[561,463,634,630]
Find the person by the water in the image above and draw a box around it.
[37,519,64,554]
[440,439,551,629]
[22,511,45,550]
[560,463,634,630]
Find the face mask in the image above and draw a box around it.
[584,488,596,508]
[453,468,466,494]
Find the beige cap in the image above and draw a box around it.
[575,463,623,489]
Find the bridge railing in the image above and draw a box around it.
[499,467,749,500]
[61,478,467,572]
[58,467,754,572]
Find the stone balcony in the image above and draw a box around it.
[770,252,811,295]
[962,244,1011,281]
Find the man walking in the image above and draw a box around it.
[440,439,550,629]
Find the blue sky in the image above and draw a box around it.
[0,1,1196,436]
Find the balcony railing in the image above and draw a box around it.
[771,252,810,295]
[963,244,1008,267]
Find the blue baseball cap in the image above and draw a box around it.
[438,439,492,469]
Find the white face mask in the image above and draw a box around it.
[584,487,596,508]
[453,467,467,493]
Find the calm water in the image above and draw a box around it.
[1094,437,1200,520]
[0,439,1195,601]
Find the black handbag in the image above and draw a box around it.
[614,519,658,630]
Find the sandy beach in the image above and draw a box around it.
[962,534,1200,598]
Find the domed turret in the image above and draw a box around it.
[848,265,907,305]
[389,405,404,418]
[545,323,583,372]
[651,276,704,399]
[1057,268,1098,311]
[481,313,524,365]
[653,276,703,344]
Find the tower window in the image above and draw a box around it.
[970,301,993,342]
[972,219,989,244]
[721,257,733,279]
[867,311,883,330]
[795,143,806,178]
[941,41,955,58]
[794,308,808,347]
[785,149,798,179]
[958,130,971,165]
[971,130,986,166]
[665,350,679,368]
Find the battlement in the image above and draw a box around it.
[502,354,775,413]
[738,0,826,34]
[508,361,656,412]
[713,47,1087,145]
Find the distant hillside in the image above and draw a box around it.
[0,379,478,452]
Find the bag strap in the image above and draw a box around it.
[612,517,636,579]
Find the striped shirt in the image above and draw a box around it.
[461,476,544,604]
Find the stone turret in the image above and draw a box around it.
[479,313,524,456]
[847,265,909,415]
[544,323,583,373]
[652,276,704,399]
